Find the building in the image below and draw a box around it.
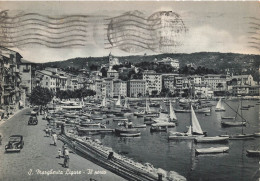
[0,46,23,112]
[162,74,179,94]
[19,59,32,106]
[143,70,162,95]
[127,79,146,97]
[34,70,58,92]
[107,68,119,79]
[231,75,255,86]
[193,84,213,98]
[94,79,103,99]
[157,57,180,69]
[113,79,127,98]
[203,74,230,91]
[232,85,260,96]
[103,78,114,98]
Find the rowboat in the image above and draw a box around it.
[229,134,255,140]
[150,122,175,132]
[195,136,229,143]
[246,150,260,157]
[132,124,146,128]
[113,118,128,122]
[254,132,260,137]
[221,116,235,119]
[195,146,229,154]
[221,121,246,127]
[120,132,141,137]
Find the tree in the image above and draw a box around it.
[151,90,158,97]
[29,86,54,106]
[100,67,107,77]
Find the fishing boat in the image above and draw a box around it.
[215,98,225,112]
[150,122,175,132]
[221,116,235,119]
[168,105,206,140]
[246,150,260,157]
[194,136,229,143]
[195,146,229,154]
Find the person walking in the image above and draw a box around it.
[58,149,62,159]
[52,132,57,146]
[63,147,70,168]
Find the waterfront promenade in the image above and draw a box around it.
[0,108,125,181]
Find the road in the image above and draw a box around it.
[0,108,125,181]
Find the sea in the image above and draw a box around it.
[92,100,260,181]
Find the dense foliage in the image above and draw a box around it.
[56,88,96,100]
[29,86,54,106]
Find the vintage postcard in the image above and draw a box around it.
[0,1,259,181]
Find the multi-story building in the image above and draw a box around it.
[103,78,114,98]
[94,79,103,99]
[232,85,260,96]
[113,79,127,98]
[157,57,180,69]
[0,46,23,111]
[34,70,58,92]
[162,74,179,94]
[203,74,230,91]
[127,79,146,97]
[143,70,162,95]
[193,84,213,98]
[231,75,255,86]
[107,68,119,79]
[19,59,32,106]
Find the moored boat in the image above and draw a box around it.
[195,136,229,143]
[150,122,175,132]
[215,98,225,112]
[195,146,229,154]
[246,150,260,157]
[221,121,246,127]
[229,134,255,140]
[221,116,235,119]
[120,132,141,137]
[254,132,260,137]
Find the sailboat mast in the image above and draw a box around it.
[241,96,244,134]
[189,77,193,134]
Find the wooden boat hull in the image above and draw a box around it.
[221,121,246,127]
[168,135,204,140]
[195,137,229,143]
[215,109,225,112]
[246,150,260,157]
[229,134,255,140]
[221,117,235,119]
[254,132,260,137]
[132,124,146,128]
[195,147,229,154]
[119,133,141,137]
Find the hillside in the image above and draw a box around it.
[42,52,260,81]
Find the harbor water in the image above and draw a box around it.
[92,100,260,181]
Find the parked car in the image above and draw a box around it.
[28,112,38,125]
[5,135,24,152]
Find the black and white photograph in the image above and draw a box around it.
[0,1,259,181]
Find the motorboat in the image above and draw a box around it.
[195,146,229,154]
[195,136,229,143]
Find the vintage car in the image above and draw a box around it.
[5,135,24,152]
[28,111,38,125]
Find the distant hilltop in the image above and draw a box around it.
[42,52,260,80]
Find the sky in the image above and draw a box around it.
[0,1,259,63]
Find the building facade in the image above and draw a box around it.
[128,79,146,97]
[143,70,162,95]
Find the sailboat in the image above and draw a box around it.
[168,105,206,140]
[160,100,168,113]
[215,98,225,112]
[169,100,177,122]
[115,95,121,107]
[100,96,106,107]
[134,99,158,117]
[223,97,254,140]
[122,98,131,113]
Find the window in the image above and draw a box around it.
[46,82,48,86]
